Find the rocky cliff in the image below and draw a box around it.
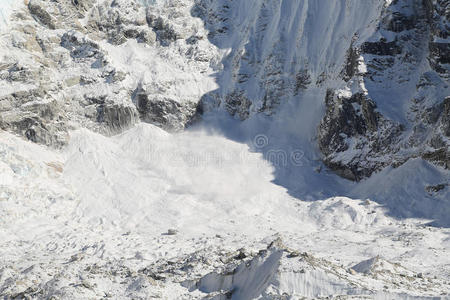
[0,0,219,147]
[1,2,449,299]
[193,0,449,181]
[0,0,448,180]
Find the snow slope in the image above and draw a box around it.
[1,126,449,298]
[197,0,385,106]
[0,0,449,298]
[193,0,450,226]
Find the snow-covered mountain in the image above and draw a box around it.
[0,0,449,299]
[194,0,449,179]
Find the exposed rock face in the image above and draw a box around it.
[427,0,450,76]
[361,40,403,56]
[97,102,139,133]
[0,0,448,180]
[133,85,198,131]
[28,0,57,30]
[192,0,449,180]
[60,31,103,62]
[323,0,449,179]
[318,91,403,180]
[224,91,252,120]
[0,0,218,146]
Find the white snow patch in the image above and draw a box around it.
[0,0,22,33]
[336,87,352,99]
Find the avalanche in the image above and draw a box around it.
[0,0,449,299]
[1,125,449,298]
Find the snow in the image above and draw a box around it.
[337,87,352,99]
[0,0,20,33]
[1,125,449,298]
[208,0,385,108]
[191,0,449,230]
[0,0,449,298]
[101,39,218,105]
[63,124,289,233]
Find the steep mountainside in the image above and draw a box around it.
[193,0,449,181]
[0,0,448,181]
[0,1,449,299]
[0,0,220,146]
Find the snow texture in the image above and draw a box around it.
[0,0,17,32]
[1,125,449,299]
[0,0,449,299]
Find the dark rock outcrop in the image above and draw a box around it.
[361,40,402,56]
[224,91,252,121]
[428,42,450,74]
[0,102,68,147]
[61,31,104,62]
[146,14,179,46]
[133,86,197,131]
[318,90,403,180]
[341,43,359,82]
[28,0,56,30]
[423,148,450,169]
[97,103,139,133]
